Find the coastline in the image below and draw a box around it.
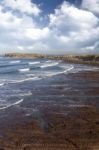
[0,70,99,150]
[5,53,99,66]
[0,54,99,149]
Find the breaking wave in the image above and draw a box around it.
[40,62,59,68]
[12,77,41,83]
[19,68,30,72]
[9,60,21,64]
[0,99,23,110]
[0,83,4,86]
[28,61,40,65]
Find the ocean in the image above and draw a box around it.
[0,56,98,113]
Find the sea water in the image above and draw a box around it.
[0,56,98,112]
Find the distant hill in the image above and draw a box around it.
[5,53,99,66]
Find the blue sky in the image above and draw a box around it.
[33,0,65,14]
[32,0,82,13]
[0,0,99,54]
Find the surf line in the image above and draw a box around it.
[0,99,23,110]
[0,83,4,86]
[9,60,21,64]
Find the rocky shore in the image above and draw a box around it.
[5,53,99,66]
[0,71,99,150]
[0,106,99,150]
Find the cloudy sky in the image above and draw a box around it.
[0,0,99,54]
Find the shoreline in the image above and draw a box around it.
[5,53,99,66]
[0,71,99,149]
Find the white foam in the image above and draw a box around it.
[46,60,52,63]
[45,71,64,77]
[0,83,4,86]
[9,60,21,64]
[0,99,23,110]
[21,92,32,96]
[28,61,40,65]
[13,99,24,105]
[19,68,30,72]
[41,62,59,68]
[63,66,74,73]
[9,91,32,97]
[13,77,41,83]
[45,66,74,77]
[18,91,32,97]
[68,104,90,108]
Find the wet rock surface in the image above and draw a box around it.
[0,71,99,150]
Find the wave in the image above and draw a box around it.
[68,104,90,108]
[40,62,59,68]
[28,61,40,65]
[46,71,63,77]
[19,68,30,72]
[46,60,52,63]
[0,69,18,75]
[12,77,41,83]
[0,83,4,86]
[19,91,32,97]
[26,74,35,77]
[63,66,74,73]
[0,99,23,110]
[45,66,74,77]
[10,91,32,97]
[9,60,21,64]
[0,63,23,68]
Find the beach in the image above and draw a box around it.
[0,57,99,149]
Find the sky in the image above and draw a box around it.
[0,0,99,54]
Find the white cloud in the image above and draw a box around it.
[17,46,25,51]
[0,1,99,54]
[47,1,99,54]
[49,2,98,32]
[24,27,50,40]
[2,0,41,16]
[82,0,99,15]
